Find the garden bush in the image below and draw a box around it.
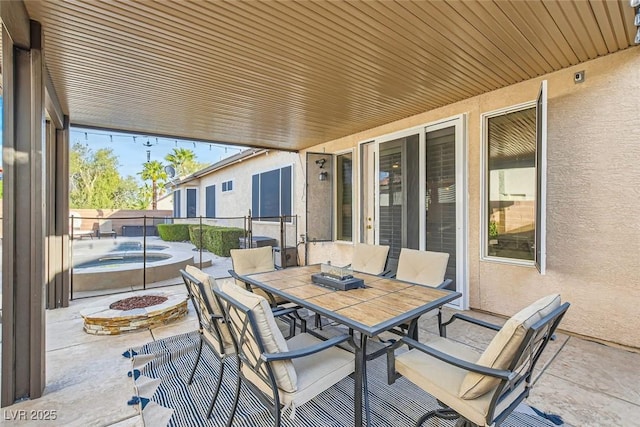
[204,227,244,257]
[157,224,190,242]
[189,225,213,249]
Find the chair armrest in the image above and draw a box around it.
[261,334,352,362]
[228,269,254,292]
[435,278,453,290]
[398,336,515,381]
[271,307,300,318]
[441,313,502,333]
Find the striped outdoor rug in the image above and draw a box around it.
[124,331,563,427]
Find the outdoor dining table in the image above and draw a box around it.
[239,264,461,427]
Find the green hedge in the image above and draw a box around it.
[157,224,190,242]
[203,227,244,257]
[189,225,212,249]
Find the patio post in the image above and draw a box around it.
[1,7,47,405]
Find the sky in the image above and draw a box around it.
[69,128,245,182]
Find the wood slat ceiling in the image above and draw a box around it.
[24,0,636,152]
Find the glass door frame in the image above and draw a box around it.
[358,114,468,310]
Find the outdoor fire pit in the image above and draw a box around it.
[80,290,188,335]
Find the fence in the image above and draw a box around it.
[68,213,299,300]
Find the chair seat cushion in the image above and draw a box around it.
[458,294,561,399]
[396,337,494,426]
[280,333,355,407]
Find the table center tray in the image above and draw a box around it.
[311,272,365,291]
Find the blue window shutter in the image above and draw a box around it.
[205,185,216,218]
[173,190,181,217]
[280,166,292,217]
[260,169,280,220]
[252,174,260,218]
[186,188,197,218]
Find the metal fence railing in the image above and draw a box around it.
[68,213,299,300]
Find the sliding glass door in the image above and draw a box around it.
[370,116,467,307]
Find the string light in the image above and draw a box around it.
[70,130,245,153]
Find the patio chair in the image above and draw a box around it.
[229,246,306,337]
[69,211,94,239]
[393,248,452,339]
[350,243,390,275]
[387,294,570,427]
[180,266,235,418]
[213,280,356,427]
[97,219,116,239]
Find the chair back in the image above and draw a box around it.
[351,243,390,275]
[99,219,113,233]
[214,281,298,399]
[396,248,449,287]
[230,246,275,285]
[472,296,570,425]
[180,266,232,354]
[70,212,82,230]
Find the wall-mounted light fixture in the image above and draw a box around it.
[315,158,328,181]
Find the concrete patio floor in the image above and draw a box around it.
[2,261,639,426]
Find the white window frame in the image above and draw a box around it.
[251,164,294,223]
[480,101,537,267]
[334,149,355,243]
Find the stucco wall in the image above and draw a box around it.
[302,46,640,348]
[183,150,303,248]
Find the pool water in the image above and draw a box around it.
[113,242,169,251]
[75,254,171,269]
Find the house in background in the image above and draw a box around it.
[172,148,301,248]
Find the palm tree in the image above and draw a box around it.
[165,147,196,178]
[139,160,167,210]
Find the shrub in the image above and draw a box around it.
[157,224,190,242]
[204,227,244,257]
[189,225,212,249]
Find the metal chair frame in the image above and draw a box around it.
[387,302,570,427]
[213,286,353,427]
[180,269,233,419]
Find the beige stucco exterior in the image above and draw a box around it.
[301,46,640,349]
[175,46,640,349]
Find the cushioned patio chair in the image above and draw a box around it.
[350,243,390,275]
[389,248,452,339]
[69,212,94,239]
[213,280,356,427]
[229,246,305,337]
[387,294,570,427]
[97,219,116,239]
[180,266,236,418]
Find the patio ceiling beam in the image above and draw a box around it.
[45,67,65,130]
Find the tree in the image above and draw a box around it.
[69,143,142,209]
[139,160,167,210]
[164,147,199,178]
